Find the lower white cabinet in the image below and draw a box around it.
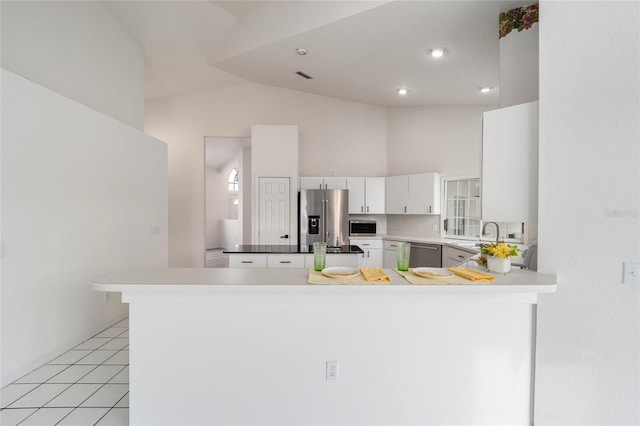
[229,254,267,268]
[383,240,400,268]
[304,254,359,269]
[350,238,383,268]
[442,245,477,267]
[229,253,358,268]
[267,254,305,268]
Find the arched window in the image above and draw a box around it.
[228,167,239,192]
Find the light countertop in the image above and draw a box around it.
[93,267,556,296]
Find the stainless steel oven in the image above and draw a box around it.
[349,220,376,236]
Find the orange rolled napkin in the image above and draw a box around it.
[447,267,494,282]
[360,267,391,282]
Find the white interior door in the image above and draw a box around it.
[259,177,290,245]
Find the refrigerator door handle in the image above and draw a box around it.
[324,194,331,245]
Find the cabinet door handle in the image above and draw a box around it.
[390,244,397,248]
[367,251,370,258]
[404,206,407,213]
[280,261,291,264]
[241,261,253,264]
[457,255,465,259]
[366,206,369,213]
[362,243,370,246]
[280,234,289,239]
[361,206,364,213]
[429,205,432,213]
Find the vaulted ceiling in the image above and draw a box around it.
[105,0,532,107]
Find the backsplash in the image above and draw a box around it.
[386,215,441,239]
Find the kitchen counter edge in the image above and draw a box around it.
[93,267,557,295]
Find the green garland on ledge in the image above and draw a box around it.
[499,3,539,39]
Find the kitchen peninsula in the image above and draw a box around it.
[94,267,556,426]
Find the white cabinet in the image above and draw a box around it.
[386,173,440,214]
[350,238,383,268]
[482,101,538,222]
[299,177,347,190]
[385,176,409,214]
[383,240,400,268]
[443,245,477,268]
[303,254,359,269]
[229,253,358,268]
[346,177,385,214]
[409,173,440,214]
[267,254,305,268]
[228,254,267,268]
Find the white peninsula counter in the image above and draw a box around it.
[94,267,556,426]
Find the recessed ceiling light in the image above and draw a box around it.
[296,47,308,56]
[429,47,448,58]
[397,88,409,96]
[479,86,494,93]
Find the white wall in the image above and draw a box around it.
[251,125,299,246]
[535,2,640,424]
[386,106,491,236]
[386,106,491,177]
[1,70,168,385]
[205,161,240,249]
[499,22,539,107]
[130,292,535,425]
[145,84,387,266]
[241,147,252,245]
[0,1,144,129]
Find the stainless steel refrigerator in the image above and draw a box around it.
[299,189,349,250]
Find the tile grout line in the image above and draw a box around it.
[2,319,129,426]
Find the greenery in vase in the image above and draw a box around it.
[481,243,519,259]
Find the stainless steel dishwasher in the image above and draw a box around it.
[409,242,442,267]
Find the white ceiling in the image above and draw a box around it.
[105,0,532,107]
[205,137,251,170]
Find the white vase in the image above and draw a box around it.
[487,256,511,273]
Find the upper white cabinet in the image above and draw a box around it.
[385,176,409,214]
[409,173,440,214]
[482,101,538,222]
[299,177,347,190]
[386,173,441,214]
[346,177,385,214]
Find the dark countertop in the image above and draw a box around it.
[223,245,364,254]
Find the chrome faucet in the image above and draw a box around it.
[482,221,500,244]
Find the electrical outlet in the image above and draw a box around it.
[326,361,338,380]
[623,262,640,285]
[432,224,438,232]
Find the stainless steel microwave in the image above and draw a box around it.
[349,220,377,236]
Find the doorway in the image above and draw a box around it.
[204,136,251,267]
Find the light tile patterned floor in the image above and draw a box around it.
[1,319,129,426]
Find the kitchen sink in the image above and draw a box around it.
[449,241,487,250]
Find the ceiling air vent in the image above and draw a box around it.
[296,71,313,80]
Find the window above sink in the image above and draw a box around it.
[442,176,528,244]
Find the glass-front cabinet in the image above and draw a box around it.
[443,178,481,239]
